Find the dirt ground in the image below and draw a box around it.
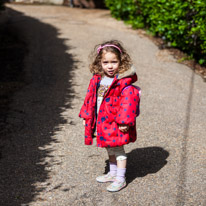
[0,4,205,206]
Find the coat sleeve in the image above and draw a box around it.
[115,86,140,126]
[79,78,96,146]
[79,79,94,119]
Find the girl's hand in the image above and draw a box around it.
[83,119,85,126]
[118,124,129,133]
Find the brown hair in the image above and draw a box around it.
[89,40,132,76]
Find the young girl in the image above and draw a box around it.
[79,40,140,192]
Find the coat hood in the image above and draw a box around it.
[117,65,137,79]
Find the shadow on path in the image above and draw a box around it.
[104,146,169,184]
[0,8,77,206]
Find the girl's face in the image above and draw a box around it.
[101,51,120,78]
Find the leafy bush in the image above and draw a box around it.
[105,0,206,65]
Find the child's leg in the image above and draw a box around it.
[107,146,127,192]
[107,149,117,176]
[115,147,127,182]
[107,146,127,177]
[96,148,117,183]
[108,154,116,164]
[117,157,127,168]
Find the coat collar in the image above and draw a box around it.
[117,65,136,79]
[93,65,137,82]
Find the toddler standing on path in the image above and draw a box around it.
[79,40,141,192]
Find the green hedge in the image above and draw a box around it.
[105,0,206,65]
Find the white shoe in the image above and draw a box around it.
[106,179,126,192]
[96,173,116,183]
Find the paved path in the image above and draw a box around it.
[1,4,205,206]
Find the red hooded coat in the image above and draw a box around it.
[79,66,140,147]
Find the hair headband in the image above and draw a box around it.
[97,44,122,54]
